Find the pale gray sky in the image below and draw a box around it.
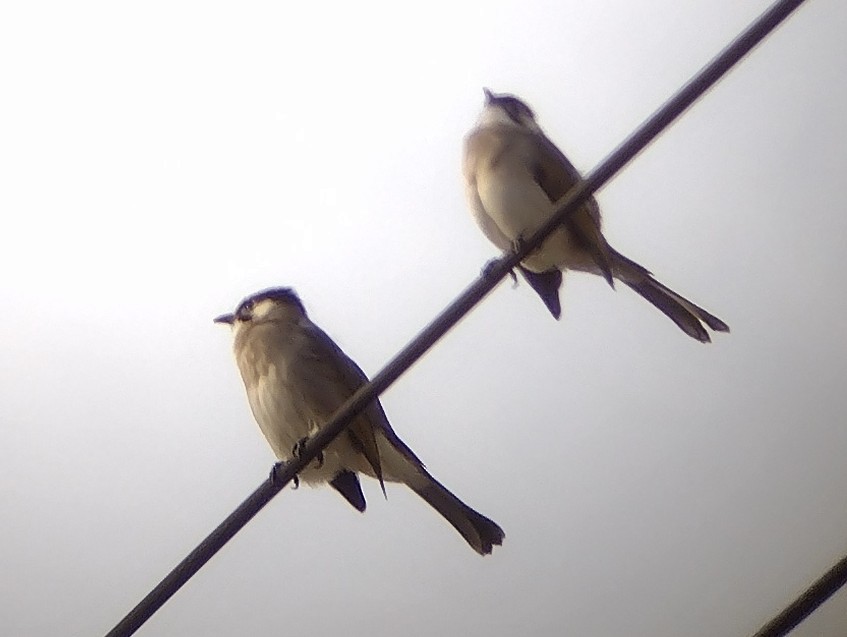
[2,1,846,635]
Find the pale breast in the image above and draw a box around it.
[235,323,378,485]
[465,127,589,273]
[242,352,311,460]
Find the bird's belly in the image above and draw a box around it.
[465,183,513,252]
[248,374,309,456]
[476,172,586,272]
[476,173,551,237]
[522,229,586,272]
[247,372,365,484]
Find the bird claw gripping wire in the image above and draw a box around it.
[269,461,293,486]
[292,437,324,468]
[482,258,518,287]
[269,461,302,490]
[511,235,528,256]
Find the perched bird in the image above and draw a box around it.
[463,88,729,343]
[215,287,504,555]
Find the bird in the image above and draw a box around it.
[215,287,505,555]
[463,88,729,343]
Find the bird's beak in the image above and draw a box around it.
[483,87,494,104]
[214,313,235,325]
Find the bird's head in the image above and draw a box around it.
[214,287,307,331]
[479,88,539,131]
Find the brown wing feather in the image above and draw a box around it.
[301,324,386,495]
[532,132,615,286]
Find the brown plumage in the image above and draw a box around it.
[217,287,505,555]
[464,89,729,342]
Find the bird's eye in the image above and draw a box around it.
[236,301,254,321]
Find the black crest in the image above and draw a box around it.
[235,286,306,320]
[483,88,535,123]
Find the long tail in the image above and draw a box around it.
[378,435,504,555]
[408,470,505,555]
[611,249,729,343]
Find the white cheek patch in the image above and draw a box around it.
[250,299,277,321]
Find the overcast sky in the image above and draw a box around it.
[2,0,847,635]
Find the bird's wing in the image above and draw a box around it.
[532,132,614,286]
[301,324,426,491]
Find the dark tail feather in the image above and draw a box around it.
[518,266,562,319]
[640,277,729,333]
[410,474,505,556]
[611,249,729,342]
[330,470,366,512]
[625,279,712,342]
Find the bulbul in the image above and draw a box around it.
[463,88,729,343]
[215,287,504,555]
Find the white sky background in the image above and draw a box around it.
[1,0,846,635]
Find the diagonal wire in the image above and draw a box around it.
[104,1,808,635]
[750,553,847,637]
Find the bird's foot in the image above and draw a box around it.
[482,258,518,287]
[511,235,528,256]
[292,437,324,468]
[481,258,499,277]
[269,461,299,488]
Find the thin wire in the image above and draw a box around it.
[104,1,808,635]
[751,554,847,637]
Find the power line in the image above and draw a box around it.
[751,553,847,637]
[103,0,808,635]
